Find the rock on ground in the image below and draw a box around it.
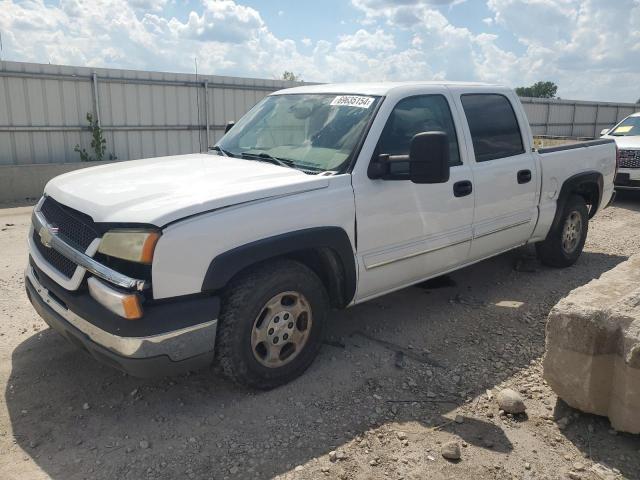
[496,388,526,414]
[441,441,461,460]
[543,254,640,434]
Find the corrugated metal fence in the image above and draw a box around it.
[0,61,302,165]
[1,61,639,165]
[521,97,639,138]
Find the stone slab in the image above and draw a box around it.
[543,255,640,434]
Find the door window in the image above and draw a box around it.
[461,94,525,162]
[377,95,462,173]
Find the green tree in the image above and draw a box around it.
[282,71,302,82]
[515,81,558,98]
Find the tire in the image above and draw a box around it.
[215,259,329,389]
[536,194,589,268]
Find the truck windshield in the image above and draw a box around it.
[610,116,640,136]
[215,94,381,173]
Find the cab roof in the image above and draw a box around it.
[272,81,507,97]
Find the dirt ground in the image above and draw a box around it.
[1,193,639,480]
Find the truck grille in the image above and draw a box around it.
[33,197,100,279]
[618,150,640,169]
[32,230,77,279]
[40,197,99,250]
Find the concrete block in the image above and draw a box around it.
[543,254,640,434]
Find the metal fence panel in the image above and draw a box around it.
[0,61,301,165]
[1,60,639,165]
[520,97,639,139]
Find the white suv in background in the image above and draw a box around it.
[602,112,640,190]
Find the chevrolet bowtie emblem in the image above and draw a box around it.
[38,225,58,248]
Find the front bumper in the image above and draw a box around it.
[25,264,219,377]
[615,172,640,190]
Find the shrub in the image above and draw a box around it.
[74,113,117,162]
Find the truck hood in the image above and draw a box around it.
[44,154,330,225]
[603,135,640,150]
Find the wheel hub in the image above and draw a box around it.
[265,311,295,345]
[561,211,582,254]
[251,291,312,368]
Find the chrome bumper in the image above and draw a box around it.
[26,265,218,362]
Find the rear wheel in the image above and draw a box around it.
[215,259,328,389]
[536,195,589,268]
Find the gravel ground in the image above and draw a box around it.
[1,193,640,480]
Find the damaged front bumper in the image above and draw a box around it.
[25,263,219,377]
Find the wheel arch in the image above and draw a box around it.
[550,171,603,235]
[201,227,356,308]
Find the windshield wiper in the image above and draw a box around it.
[240,152,295,169]
[210,145,233,157]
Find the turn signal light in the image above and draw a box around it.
[88,277,143,320]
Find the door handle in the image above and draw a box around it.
[518,169,532,184]
[453,180,473,197]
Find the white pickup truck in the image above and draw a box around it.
[601,112,640,190]
[26,82,616,388]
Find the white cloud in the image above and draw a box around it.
[0,0,638,101]
[127,0,169,13]
[488,0,576,46]
[166,0,265,43]
[352,0,465,25]
[336,29,396,53]
[486,0,640,100]
[351,0,640,101]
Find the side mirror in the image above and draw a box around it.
[600,128,610,136]
[225,121,235,134]
[368,131,450,183]
[408,131,450,184]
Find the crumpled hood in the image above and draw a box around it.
[44,154,329,225]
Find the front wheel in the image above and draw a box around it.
[215,259,329,389]
[536,194,589,268]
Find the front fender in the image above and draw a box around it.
[149,175,356,300]
[201,227,356,304]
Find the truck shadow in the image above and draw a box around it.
[614,189,640,211]
[5,249,638,479]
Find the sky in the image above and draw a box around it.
[0,0,639,102]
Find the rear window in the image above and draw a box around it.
[461,94,525,162]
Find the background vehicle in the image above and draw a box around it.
[25,82,616,389]
[601,112,640,190]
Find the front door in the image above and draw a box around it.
[352,92,475,302]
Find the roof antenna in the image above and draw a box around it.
[195,56,203,153]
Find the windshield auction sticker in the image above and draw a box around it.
[331,95,375,108]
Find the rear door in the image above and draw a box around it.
[453,90,539,260]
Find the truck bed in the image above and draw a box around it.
[530,138,617,242]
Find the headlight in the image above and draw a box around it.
[98,229,160,264]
